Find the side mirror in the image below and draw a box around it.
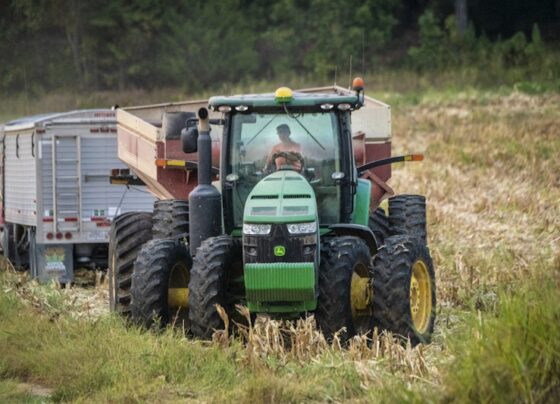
[181,127,198,153]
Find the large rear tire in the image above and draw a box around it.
[388,195,427,243]
[372,235,436,345]
[152,199,189,240]
[130,238,192,328]
[188,235,240,339]
[315,236,374,341]
[369,207,390,246]
[108,212,153,316]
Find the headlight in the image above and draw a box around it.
[243,223,271,235]
[287,221,317,234]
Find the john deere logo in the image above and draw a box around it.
[274,245,286,257]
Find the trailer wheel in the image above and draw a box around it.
[171,200,189,237]
[315,236,373,341]
[152,200,189,240]
[130,238,192,328]
[108,212,153,316]
[389,195,427,244]
[188,235,240,339]
[369,207,389,246]
[372,235,436,345]
[2,223,30,268]
[152,200,172,239]
[1,223,14,260]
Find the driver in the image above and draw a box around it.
[265,124,303,172]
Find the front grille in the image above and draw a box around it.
[243,223,316,264]
[283,194,311,199]
[251,195,279,199]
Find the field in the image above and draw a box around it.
[1,89,559,402]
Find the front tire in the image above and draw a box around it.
[188,235,240,339]
[315,236,374,341]
[372,235,436,345]
[108,212,153,316]
[130,238,192,328]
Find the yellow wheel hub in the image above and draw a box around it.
[168,288,189,308]
[410,259,432,333]
[167,262,190,309]
[351,271,372,318]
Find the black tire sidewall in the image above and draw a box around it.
[316,236,373,340]
[131,239,191,327]
[372,235,436,345]
[188,235,238,339]
[108,211,152,315]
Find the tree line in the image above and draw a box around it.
[0,0,558,94]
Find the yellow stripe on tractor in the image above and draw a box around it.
[155,159,187,168]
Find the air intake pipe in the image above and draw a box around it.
[188,107,222,256]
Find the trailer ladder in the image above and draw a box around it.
[52,135,82,233]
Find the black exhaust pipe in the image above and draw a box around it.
[188,108,222,256]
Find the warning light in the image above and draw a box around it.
[352,77,365,92]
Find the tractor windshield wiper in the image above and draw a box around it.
[246,114,278,145]
[283,104,325,151]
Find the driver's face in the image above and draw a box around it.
[277,130,290,143]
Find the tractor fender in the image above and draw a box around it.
[327,224,378,255]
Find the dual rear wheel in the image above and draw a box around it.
[130,238,192,328]
[315,234,435,345]
[320,194,434,344]
[108,200,190,321]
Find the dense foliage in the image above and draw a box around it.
[0,0,558,94]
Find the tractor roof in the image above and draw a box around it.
[209,88,360,110]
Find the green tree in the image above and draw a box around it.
[159,0,259,91]
[88,0,169,90]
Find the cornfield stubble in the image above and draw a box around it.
[0,91,559,402]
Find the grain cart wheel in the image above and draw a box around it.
[372,235,436,345]
[152,200,173,239]
[130,238,192,328]
[388,195,427,243]
[152,200,190,240]
[188,235,240,340]
[171,200,189,236]
[2,223,31,268]
[108,212,153,316]
[369,207,390,246]
[315,236,374,341]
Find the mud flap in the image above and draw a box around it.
[33,243,74,284]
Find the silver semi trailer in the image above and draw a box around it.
[0,109,155,282]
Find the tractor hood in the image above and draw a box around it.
[243,171,316,224]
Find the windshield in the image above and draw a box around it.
[228,111,341,226]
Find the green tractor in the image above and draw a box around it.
[127,82,436,344]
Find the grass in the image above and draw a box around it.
[1,88,559,402]
[2,65,560,122]
[0,268,436,402]
[443,281,560,403]
[0,379,49,403]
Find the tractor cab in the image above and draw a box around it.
[211,87,364,233]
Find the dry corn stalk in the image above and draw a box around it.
[213,304,434,380]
